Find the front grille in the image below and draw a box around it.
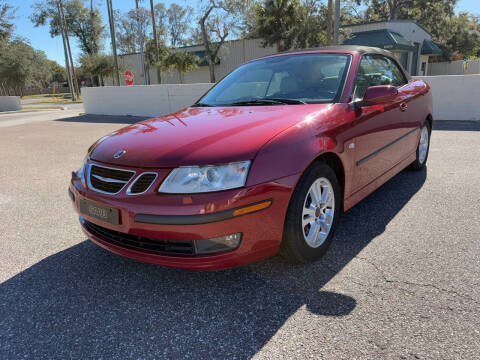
[84,220,195,256]
[128,173,157,194]
[89,164,135,194]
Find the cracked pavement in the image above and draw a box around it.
[0,116,479,359]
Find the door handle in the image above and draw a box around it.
[400,102,408,111]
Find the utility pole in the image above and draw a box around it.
[106,0,121,86]
[327,0,333,45]
[333,0,340,45]
[57,0,77,100]
[136,0,147,85]
[59,0,80,96]
[58,4,75,100]
[150,0,161,84]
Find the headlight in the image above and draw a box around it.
[159,161,251,194]
[77,155,88,186]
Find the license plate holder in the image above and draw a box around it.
[80,199,120,225]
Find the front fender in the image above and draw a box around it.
[246,104,354,188]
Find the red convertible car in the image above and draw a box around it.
[70,46,432,270]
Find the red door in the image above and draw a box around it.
[350,54,418,193]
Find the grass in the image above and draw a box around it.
[22,93,71,99]
[21,105,66,111]
[22,93,82,104]
[29,98,83,104]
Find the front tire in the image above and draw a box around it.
[409,122,431,171]
[281,161,341,263]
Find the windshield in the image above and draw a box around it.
[197,53,351,106]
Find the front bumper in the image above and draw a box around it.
[70,161,298,270]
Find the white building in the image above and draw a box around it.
[342,19,442,76]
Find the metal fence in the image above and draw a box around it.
[0,86,70,97]
[428,60,480,76]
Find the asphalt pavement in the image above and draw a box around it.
[0,113,479,359]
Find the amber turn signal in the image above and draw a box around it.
[233,200,272,217]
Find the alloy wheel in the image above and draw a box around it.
[302,177,335,248]
[419,126,429,164]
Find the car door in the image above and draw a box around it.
[350,54,414,193]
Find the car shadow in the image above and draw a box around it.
[434,120,480,131]
[0,168,427,359]
[55,114,150,124]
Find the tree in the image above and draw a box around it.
[254,0,299,52]
[115,7,151,54]
[162,51,199,83]
[31,0,105,55]
[79,53,118,86]
[47,59,67,83]
[198,0,245,83]
[362,0,414,20]
[358,0,455,21]
[236,0,259,38]
[443,12,480,60]
[0,0,15,46]
[153,2,168,40]
[0,39,51,89]
[294,0,328,49]
[166,3,193,47]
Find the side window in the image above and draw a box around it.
[354,55,407,99]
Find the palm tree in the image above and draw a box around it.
[163,51,199,84]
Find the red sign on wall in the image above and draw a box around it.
[124,70,134,86]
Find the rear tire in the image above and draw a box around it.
[409,122,431,171]
[281,161,341,263]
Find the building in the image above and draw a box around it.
[106,38,276,86]
[342,19,442,76]
[106,20,441,86]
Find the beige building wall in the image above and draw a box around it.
[106,38,277,86]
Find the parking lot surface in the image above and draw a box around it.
[0,115,479,359]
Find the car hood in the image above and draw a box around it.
[90,104,333,168]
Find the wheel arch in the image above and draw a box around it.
[288,150,346,211]
[312,152,345,200]
[425,114,433,132]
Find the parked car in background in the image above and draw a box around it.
[69,46,432,270]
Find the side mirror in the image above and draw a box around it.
[362,85,398,105]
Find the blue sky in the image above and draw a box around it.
[12,0,480,65]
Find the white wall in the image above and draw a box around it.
[81,83,214,117]
[418,75,480,120]
[83,76,480,121]
[428,60,480,76]
[0,96,21,112]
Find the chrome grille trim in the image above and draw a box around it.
[126,172,158,195]
[87,163,136,195]
[91,174,129,184]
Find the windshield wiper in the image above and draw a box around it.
[266,98,306,104]
[227,98,306,106]
[192,102,214,107]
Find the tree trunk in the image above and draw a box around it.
[200,5,216,83]
[178,69,183,84]
[388,0,398,19]
[59,0,80,98]
[207,58,215,83]
[150,0,161,84]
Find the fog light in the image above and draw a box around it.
[194,233,242,254]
